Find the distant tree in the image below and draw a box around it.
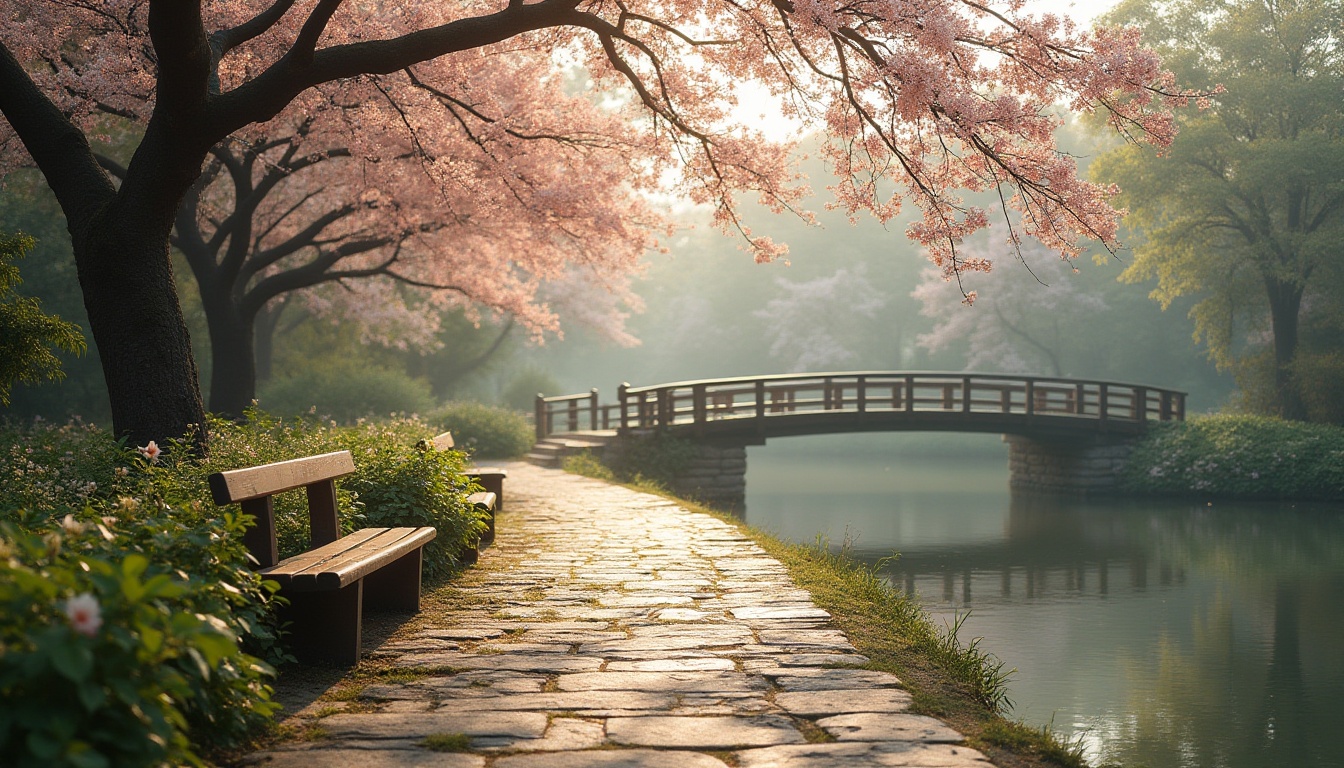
[755,266,886,372]
[913,238,1107,376]
[0,231,85,406]
[2,0,1191,446]
[1092,0,1344,420]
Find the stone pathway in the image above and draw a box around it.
[246,464,992,767]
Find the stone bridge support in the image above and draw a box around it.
[1005,435,1136,494]
[666,441,750,512]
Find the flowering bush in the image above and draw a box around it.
[0,503,279,766]
[1120,415,1344,499]
[0,409,485,762]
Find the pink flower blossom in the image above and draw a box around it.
[65,593,102,637]
[137,441,161,463]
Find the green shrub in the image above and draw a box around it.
[562,451,615,481]
[0,502,279,766]
[259,363,436,424]
[1119,414,1344,499]
[430,401,534,458]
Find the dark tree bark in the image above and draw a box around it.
[1266,276,1306,421]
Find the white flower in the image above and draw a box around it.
[137,441,161,463]
[60,514,85,535]
[65,593,102,637]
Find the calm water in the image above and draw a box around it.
[743,434,1344,768]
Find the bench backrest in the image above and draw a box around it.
[431,432,455,451]
[208,450,356,569]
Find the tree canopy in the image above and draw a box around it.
[1,0,1190,446]
[1093,0,1344,420]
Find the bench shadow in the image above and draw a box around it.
[268,608,416,719]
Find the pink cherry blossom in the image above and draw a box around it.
[137,441,161,463]
[64,593,102,637]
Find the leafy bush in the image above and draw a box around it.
[259,363,436,424]
[1119,414,1344,499]
[0,500,279,766]
[430,401,534,458]
[562,451,615,481]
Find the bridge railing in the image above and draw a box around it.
[534,389,622,440]
[535,372,1186,439]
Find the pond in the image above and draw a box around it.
[743,433,1344,768]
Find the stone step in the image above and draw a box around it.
[525,452,560,467]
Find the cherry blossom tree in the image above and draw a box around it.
[913,237,1107,375]
[754,265,886,371]
[1,0,1191,447]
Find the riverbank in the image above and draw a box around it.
[1118,414,1344,500]
[243,463,1086,768]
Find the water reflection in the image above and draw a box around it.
[745,439,1344,768]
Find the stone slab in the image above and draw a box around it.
[729,606,831,621]
[396,653,603,673]
[556,671,767,693]
[606,658,737,673]
[493,749,731,768]
[607,715,806,748]
[817,713,964,742]
[433,691,675,712]
[773,688,913,716]
[319,712,547,741]
[769,669,905,690]
[735,742,992,767]
[243,749,482,767]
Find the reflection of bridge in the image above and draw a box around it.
[533,372,1187,509]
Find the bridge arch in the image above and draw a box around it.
[534,372,1186,510]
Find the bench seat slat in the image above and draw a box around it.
[261,527,387,577]
[467,491,496,510]
[262,527,436,591]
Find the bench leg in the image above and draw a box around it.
[364,546,424,613]
[281,581,363,665]
[480,507,496,548]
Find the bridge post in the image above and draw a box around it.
[694,385,706,423]
[857,376,867,415]
[755,381,766,420]
[590,389,600,430]
[535,394,547,440]
[618,383,629,430]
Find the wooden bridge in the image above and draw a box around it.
[533,372,1186,510]
[535,371,1186,442]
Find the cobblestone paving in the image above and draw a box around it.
[246,464,992,767]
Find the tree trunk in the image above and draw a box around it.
[254,299,288,385]
[1266,277,1306,421]
[72,213,206,449]
[201,286,259,419]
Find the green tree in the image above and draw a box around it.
[0,230,85,406]
[1093,0,1344,420]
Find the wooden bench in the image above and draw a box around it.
[207,450,436,664]
[430,432,506,548]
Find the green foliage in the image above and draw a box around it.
[1120,415,1344,499]
[430,401,534,458]
[259,363,436,424]
[0,503,279,766]
[343,438,486,580]
[1093,0,1344,418]
[561,451,615,481]
[605,432,698,487]
[0,231,86,406]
